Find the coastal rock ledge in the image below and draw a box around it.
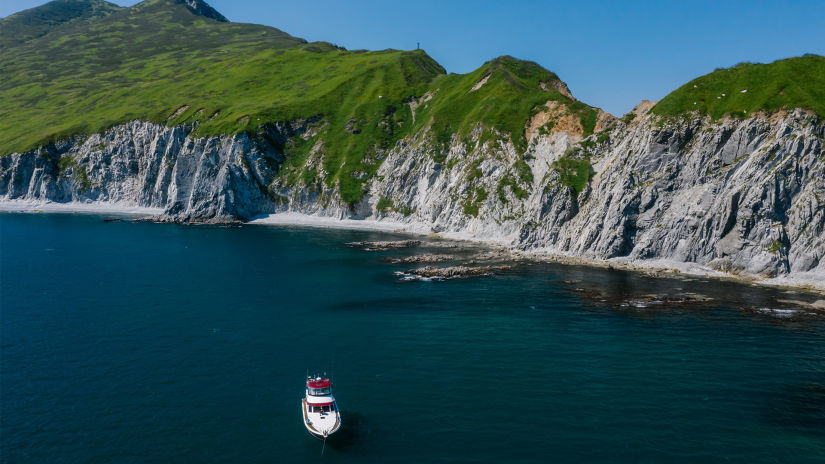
[2,110,823,288]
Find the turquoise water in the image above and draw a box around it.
[1,212,824,463]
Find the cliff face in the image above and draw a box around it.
[0,120,310,222]
[2,109,823,282]
[367,108,824,279]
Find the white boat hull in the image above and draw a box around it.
[302,398,341,439]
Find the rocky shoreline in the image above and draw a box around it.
[3,109,822,291]
[384,254,454,264]
[343,238,825,315]
[2,200,823,294]
[398,264,513,280]
[340,237,825,303]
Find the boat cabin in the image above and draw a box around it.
[307,403,336,413]
[306,378,332,396]
[306,377,335,413]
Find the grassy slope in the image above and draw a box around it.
[273,49,446,202]
[0,0,450,201]
[414,56,598,154]
[0,0,309,154]
[653,55,825,119]
[0,0,122,48]
[0,0,600,203]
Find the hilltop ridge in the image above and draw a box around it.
[653,55,825,119]
[171,0,228,22]
[0,0,122,47]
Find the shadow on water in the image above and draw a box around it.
[325,297,435,312]
[326,411,368,451]
[549,264,822,312]
[764,382,825,436]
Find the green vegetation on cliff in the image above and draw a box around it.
[553,157,591,194]
[652,55,825,119]
[412,56,598,153]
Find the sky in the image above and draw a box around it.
[3,0,824,116]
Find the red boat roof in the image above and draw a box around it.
[307,378,330,388]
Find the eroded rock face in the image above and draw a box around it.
[554,111,825,279]
[2,110,823,283]
[0,120,307,222]
[368,110,824,281]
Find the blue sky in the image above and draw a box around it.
[4,0,824,115]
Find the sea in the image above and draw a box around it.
[1,212,823,463]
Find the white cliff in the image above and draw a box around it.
[2,108,823,288]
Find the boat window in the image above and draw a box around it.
[309,387,331,396]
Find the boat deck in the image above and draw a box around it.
[302,398,341,438]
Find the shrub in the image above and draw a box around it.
[552,155,591,194]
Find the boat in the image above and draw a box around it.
[301,375,341,439]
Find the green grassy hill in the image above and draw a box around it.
[415,56,598,154]
[652,55,825,119]
[0,0,122,48]
[0,0,602,203]
[0,0,312,155]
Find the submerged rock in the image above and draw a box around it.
[384,254,454,264]
[347,240,421,250]
[418,241,461,249]
[399,264,512,280]
[743,307,813,319]
[620,295,712,308]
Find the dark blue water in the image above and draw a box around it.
[2,212,824,463]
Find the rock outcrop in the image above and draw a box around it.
[0,120,312,222]
[2,109,823,285]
